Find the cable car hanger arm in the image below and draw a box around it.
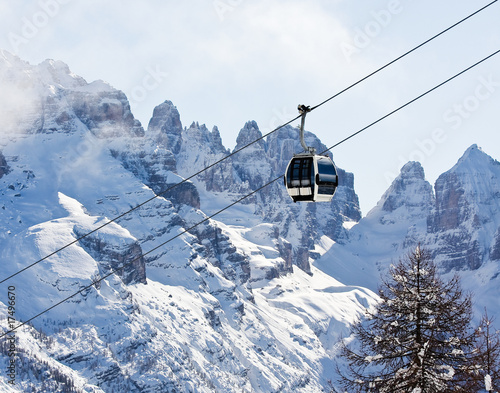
[298,104,316,154]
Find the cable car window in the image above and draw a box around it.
[301,159,311,186]
[291,160,301,186]
[318,182,336,195]
[289,157,313,188]
[316,157,337,184]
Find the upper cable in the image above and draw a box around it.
[2,47,499,338]
[0,0,497,284]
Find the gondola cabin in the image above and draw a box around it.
[284,153,338,202]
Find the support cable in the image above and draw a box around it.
[0,0,495,284]
[1,48,498,339]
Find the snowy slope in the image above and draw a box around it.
[4,49,498,392]
[152,101,362,276]
[0,51,378,392]
[428,144,500,270]
[315,160,434,290]
[427,144,500,318]
[318,145,500,321]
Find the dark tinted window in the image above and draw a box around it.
[288,157,313,188]
[317,157,337,184]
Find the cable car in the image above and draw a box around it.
[284,105,338,203]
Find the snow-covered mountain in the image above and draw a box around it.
[317,144,500,318]
[1,50,499,392]
[0,51,376,392]
[427,145,500,271]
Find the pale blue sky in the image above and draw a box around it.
[1,0,499,214]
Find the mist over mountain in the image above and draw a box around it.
[0,51,498,392]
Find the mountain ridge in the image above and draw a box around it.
[318,144,500,320]
[1,50,499,392]
[0,50,375,392]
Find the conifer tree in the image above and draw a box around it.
[337,246,476,392]
[470,310,500,392]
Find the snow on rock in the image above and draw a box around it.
[427,144,500,273]
[0,50,142,138]
[374,161,434,219]
[0,150,9,179]
[320,145,500,323]
[4,50,500,392]
[146,100,184,154]
[159,110,363,274]
[316,161,434,290]
[0,51,378,392]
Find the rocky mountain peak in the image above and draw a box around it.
[426,145,500,271]
[235,120,265,151]
[431,145,500,230]
[444,144,500,208]
[451,144,497,173]
[147,100,183,152]
[38,58,88,88]
[209,125,227,154]
[182,122,229,156]
[400,160,426,178]
[375,161,434,215]
[0,49,30,74]
[0,50,144,137]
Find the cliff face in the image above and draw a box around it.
[317,144,500,331]
[76,228,147,286]
[0,51,377,393]
[426,145,500,272]
[0,151,8,178]
[329,145,500,277]
[147,102,362,274]
[3,50,500,393]
[380,161,435,218]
